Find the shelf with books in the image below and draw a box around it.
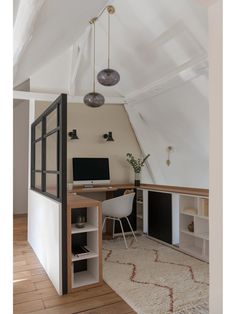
[72,246,98,262]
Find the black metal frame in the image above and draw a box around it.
[30,94,68,294]
[31,95,65,201]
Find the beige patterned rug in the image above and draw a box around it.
[103,236,209,314]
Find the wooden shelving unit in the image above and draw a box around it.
[179,195,209,261]
[67,194,102,292]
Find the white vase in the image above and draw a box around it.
[134,172,141,186]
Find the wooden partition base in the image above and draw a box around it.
[67,194,103,292]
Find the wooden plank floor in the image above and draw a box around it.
[13,215,136,314]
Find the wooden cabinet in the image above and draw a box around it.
[67,195,102,292]
[148,191,172,244]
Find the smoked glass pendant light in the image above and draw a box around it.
[84,21,105,107]
[97,6,120,87]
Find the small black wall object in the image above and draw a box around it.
[103,131,114,142]
[68,129,79,140]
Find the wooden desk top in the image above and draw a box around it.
[140,184,209,197]
[70,183,209,197]
[71,184,134,193]
[67,193,101,208]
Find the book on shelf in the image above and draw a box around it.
[72,246,90,257]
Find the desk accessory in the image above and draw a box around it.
[76,216,86,228]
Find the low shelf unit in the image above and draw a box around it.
[179,195,209,261]
[67,194,102,292]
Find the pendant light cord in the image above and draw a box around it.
[108,12,110,69]
[93,22,96,93]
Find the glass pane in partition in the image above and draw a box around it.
[46,132,58,171]
[35,121,42,140]
[46,173,58,197]
[35,140,42,170]
[46,108,58,133]
[35,172,42,189]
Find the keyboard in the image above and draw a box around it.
[82,186,113,190]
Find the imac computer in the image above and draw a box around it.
[72,157,110,186]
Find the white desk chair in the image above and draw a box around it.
[102,192,137,249]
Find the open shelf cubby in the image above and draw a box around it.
[67,199,102,292]
[71,231,98,262]
[198,198,209,218]
[180,233,203,258]
[179,194,209,261]
[71,207,98,233]
[180,195,198,215]
[72,258,99,289]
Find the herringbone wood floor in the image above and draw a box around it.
[13,214,136,314]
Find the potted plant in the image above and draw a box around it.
[126,153,150,186]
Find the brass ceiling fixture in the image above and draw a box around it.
[97,5,120,87]
[84,5,120,107]
[83,20,105,108]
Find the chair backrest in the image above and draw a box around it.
[102,192,135,218]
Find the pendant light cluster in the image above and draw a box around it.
[83,21,105,108]
[83,5,120,108]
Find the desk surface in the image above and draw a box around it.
[67,193,101,208]
[71,184,134,193]
[70,183,209,197]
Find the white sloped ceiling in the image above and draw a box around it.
[14,0,209,188]
[13,0,108,86]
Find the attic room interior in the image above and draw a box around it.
[12,0,223,313]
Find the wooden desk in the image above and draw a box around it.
[70,185,135,239]
[71,183,209,197]
[71,183,134,194]
[69,183,210,262]
[69,183,209,240]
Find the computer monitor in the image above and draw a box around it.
[72,157,110,186]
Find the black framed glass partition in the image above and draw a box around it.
[31,94,67,201]
[30,94,68,294]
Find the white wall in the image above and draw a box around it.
[30,48,72,94]
[28,190,62,294]
[125,74,209,188]
[13,100,29,214]
[35,101,152,184]
[209,1,222,313]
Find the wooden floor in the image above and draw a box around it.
[13,215,136,314]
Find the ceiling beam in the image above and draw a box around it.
[13,91,125,104]
[14,0,46,73]
[68,27,91,95]
[126,54,208,104]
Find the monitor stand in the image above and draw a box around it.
[83,184,94,188]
